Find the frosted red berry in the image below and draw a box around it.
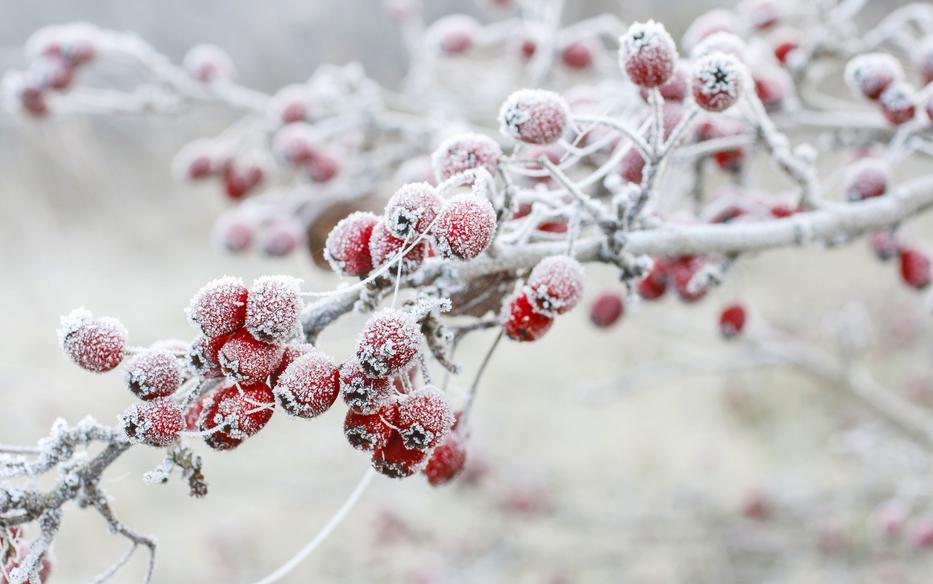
[372,433,428,479]
[344,402,399,451]
[502,291,553,342]
[183,44,235,83]
[196,381,275,450]
[670,256,708,303]
[432,194,497,261]
[270,85,311,125]
[356,310,422,377]
[214,213,254,253]
[222,161,264,200]
[124,349,184,400]
[774,40,799,66]
[869,228,900,262]
[340,358,393,415]
[121,398,184,448]
[640,62,689,103]
[590,292,625,328]
[619,20,678,88]
[561,41,594,70]
[369,222,428,276]
[844,158,889,201]
[498,89,570,145]
[845,53,903,101]
[423,433,467,486]
[428,15,478,56]
[397,386,455,451]
[274,351,340,418]
[260,218,304,258]
[58,308,127,373]
[218,330,285,383]
[188,334,228,379]
[271,342,315,387]
[879,83,917,126]
[637,259,670,300]
[719,304,747,338]
[431,133,503,182]
[900,247,931,290]
[272,123,316,165]
[384,182,443,239]
[526,255,585,316]
[324,211,379,277]
[693,52,743,112]
[187,276,248,338]
[245,275,302,344]
[308,151,340,183]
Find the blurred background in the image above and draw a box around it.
[2,1,933,582]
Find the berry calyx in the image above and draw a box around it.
[356,310,422,377]
[124,349,184,400]
[619,20,678,88]
[58,308,127,373]
[525,255,585,316]
[498,89,570,145]
[218,330,285,383]
[339,358,393,415]
[324,211,379,277]
[502,291,553,342]
[692,52,743,112]
[432,194,497,261]
[274,351,340,418]
[397,386,455,451]
[187,276,248,338]
[719,303,747,338]
[121,398,184,448]
[384,182,444,239]
[245,275,302,345]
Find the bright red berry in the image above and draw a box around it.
[844,158,890,201]
[423,432,467,486]
[619,20,678,88]
[397,386,455,451]
[879,82,917,126]
[431,133,503,182]
[774,40,799,66]
[637,259,669,300]
[845,53,903,101]
[121,398,184,447]
[218,330,285,383]
[324,211,379,277]
[274,351,340,418]
[124,349,184,400]
[498,89,570,145]
[188,334,228,379]
[356,310,422,377]
[900,247,932,290]
[58,308,127,373]
[372,433,428,479]
[245,275,302,344]
[693,52,743,112]
[340,358,393,415]
[526,255,585,316]
[561,41,594,70]
[719,303,747,338]
[187,276,248,338]
[196,381,275,450]
[590,292,625,328]
[344,401,399,451]
[384,182,443,239]
[368,222,428,276]
[271,342,316,387]
[432,194,497,260]
[502,291,553,342]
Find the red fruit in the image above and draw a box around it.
[124,349,184,400]
[187,276,248,338]
[900,247,932,290]
[845,53,903,101]
[214,213,254,253]
[397,386,455,451]
[344,402,398,451]
[260,218,304,258]
[271,342,316,387]
[271,85,310,124]
[222,162,264,200]
[339,358,393,415]
[121,398,184,447]
[639,62,689,103]
[670,256,708,303]
[356,310,422,377]
[372,433,428,479]
[719,303,747,338]
[432,194,497,260]
[774,41,799,66]
[188,334,228,379]
[196,382,275,450]
[619,20,678,88]
[19,84,49,118]
[183,44,235,83]
[428,15,479,56]
[384,182,443,239]
[637,260,669,300]
[58,308,127,373]
[770,204,799,218]
[274,351,340,418]
[693,52,743,112]
[245,275,302,344]
[423,433,467,486]
[369,222,428,276]
[844,158,889,201]
[869,228,900,261]
[620,146,646,184]
[272,123,316,165]
[218,330,285,383]
[561,41,594,70]
[431,133,503,182]
[915,37,933,84]
[324,211,379,277]
[308,152,339,183]
[879,83,917,126]
[502,291,553,342]
[590,293,625,328]
[754,70,788,110]
[526,255,585,316]
[498,89,570,145]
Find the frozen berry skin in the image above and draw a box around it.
[719,304,747,338]
[397,386,455,451]
[526,255,585,316]
[121,398,184,448]
[274,351,340,418]
[845,53,903,101]
[196,382,275,451]
[432,194,497,261]
[187,276,248,338]
[58,308,127,373]
[218,330,285,383]
[670,256,708,303]
[692,52,743,112]
[124,349,184,401]
[369,222,428,276]
[344,402,399,451]
[879,83,917,126]
[590,293,625,328]
[271,342,316,387]
[619,20,678,88]
[188,334,228,379]
[356,310,422,377]
[324,211,379,277]
[844,158,890,201]
[431,133,503,182]
[245,275,302,345]
[183,44,236,83]
[502,291,553,342]
[637,259,670,300]
[561,41,594,70]
[372,433,428,479]
[384,182,444,239]
[869,228,901,262]
[498,89,570,145]
[340,358,393,415]
[423,433,467,486]
[900,247,932,290]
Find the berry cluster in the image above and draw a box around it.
[502,255,585,342]
[844,52,933,126]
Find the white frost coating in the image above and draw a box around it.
[690,31,747,60]
[57,307,128,373]
[245,275,303,344]
[187,276,247,338]
[355,309,421,377]
[397,386,454,451]
[844,158,890,201]
[182,43,236,82]
[432,194,497,261]
[498,89,570,145]
[324,211,378,277]
[424,14,480,55]
[124,349,184,400]
[618,20,677,87]
[384,182,443,239]
[681,9,739,52]
[431,132,503,182]
[844,53,904,100]
[692,51,743,112]
[273,352,339,418]
[879,83,915,111]
[525,255,585,316]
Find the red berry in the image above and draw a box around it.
[900,247,931,290]
[344,402,398,451]
[121,398,184,447]
[124,349,184,400]
[526,255,585,316]
[274,351,340,418]
[561,41,594,70]
[384,182,443,239]
[879,82,917,126]
[637,259,669,300]
[915,37,933,84]
[271,342,316,387]
[692,52,743,112]
[397,386,455,451]
[339,358,393,415]
[844,158,889,201]
[774,41,799,66]
[432,194,497,260]
[223,161,264,200]
[499,89,570,145]
[639,62,689,103]
[260,218,304,258]
[245,275,302,344]
[356,310,422,377]
[58,308,127,373]
[431,133,503,182]
[188,334,228,379]
[218,330,285,383]
[619,20,678,88]
[845,53,903,101]
[427,15,479,55]
[502,291,553,342]
[271,85,310,124]
[183,44,235,83]
[308,151,340,183]
[187,276,248,338]
[620,146,646,184]
[369,222,428,276]
[324,211,379,277]
[754,69,789,110]
[272,123,317,165]
[372,432,428,479]
[423,433,467,486]
[196,381,275,450]
[719,303,747,338]
[670,256,708,303]
[869,228,900,261]
[740,0,781,30]
[590,293,625,328]
[214,213,254,253]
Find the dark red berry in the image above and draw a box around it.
[719,303,747,338]
[344,402,398,451]
[273,351,340,418]
[590,293,624,328]
[245,275,302,345]
[356,310,422,377]
[218,330,284,383]
[502,291,553,342]
[340,358,393,415]
[196,381,275,450]
[58,308,127,373]
[124,349,184,400]
[372,432,428,479]
[397,386,455,451]
[121,398,184,447]
[423,433,467,486]
[900,247,931,290]
[325,211,379,277]
[187,276,248,338]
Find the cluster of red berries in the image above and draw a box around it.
[635,256,712,304]
[844,52,932,126]
[502,255,585,342]
[1,527,53,584]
